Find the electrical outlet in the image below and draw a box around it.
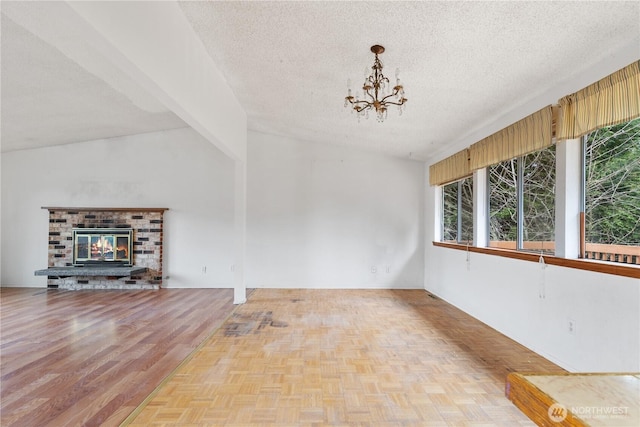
[202,266,207,274]
[568,319,576,335]
[371,266,377,274]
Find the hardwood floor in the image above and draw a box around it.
[123,289,565,426]
[2,288,566,426]
[0,287,236,427]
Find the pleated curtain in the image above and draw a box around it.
[469,106,553,170]
[429,62,639,186]
[428,149,470,186]
[556,61,640,140]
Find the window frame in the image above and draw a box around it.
[440,177,473,245]
[580,118,640,264]
[434,141,638,279]
[487,146,557,254]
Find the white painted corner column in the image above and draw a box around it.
[555,138,582,258]
[473,168,488,247]
[234,160,247,304]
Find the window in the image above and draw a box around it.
[488,146,556,254]
[488,159,518,249]
[442,177,473,244]
[460,178,473,244]
[442,182,458,243]
[584,117,640,264]
[432,63,639,277]
[522,145,556,254]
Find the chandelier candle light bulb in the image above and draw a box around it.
[345,45,407,122]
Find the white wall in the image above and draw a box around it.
[247,131,425,289]
[1,128,236,288]
[2,128,425,290]
[424,172,640,372]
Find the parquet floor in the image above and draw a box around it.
[126,289,565,426]
[0,287,236,427]
[507,372,640,426]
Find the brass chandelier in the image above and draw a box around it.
[344,45,407,122]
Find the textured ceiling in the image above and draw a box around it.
[178,0,640,160]
[2,1,639,161]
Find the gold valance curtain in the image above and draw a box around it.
[469,105,553,170]
[557,61,640,140]
[429,149,470,186]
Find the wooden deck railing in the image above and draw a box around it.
[483,241,640,265]
[583,243,640,265]
[489,241,554,253]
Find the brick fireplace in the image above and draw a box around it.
[40,207,167,290]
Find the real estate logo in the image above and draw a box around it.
[548,403,568,422]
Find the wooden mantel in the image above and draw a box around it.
[42,207,169,212]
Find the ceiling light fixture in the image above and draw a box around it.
[344,45,407,122]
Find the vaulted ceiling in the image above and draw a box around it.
[2,1,639,161]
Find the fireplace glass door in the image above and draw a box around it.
[73,228,133,266]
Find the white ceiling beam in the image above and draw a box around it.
[65,1,247,161]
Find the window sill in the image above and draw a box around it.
[432,241,640,279]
